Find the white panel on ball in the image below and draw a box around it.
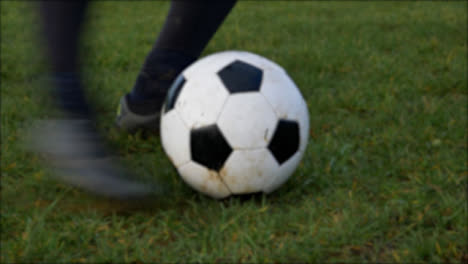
[260,68,305,120]
[178,162,231,199]
[220,149,279,194]
[175,75,229,129]
[217,93,278,149]
[260,69,309,151]
[299,110,309,152]
[182,52,238,80]
[160,110,191,167]
[262,150,304,193]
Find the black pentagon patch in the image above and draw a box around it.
[268,119,300,165]
[164,74,186,113]
[217,60,263,93]
[191,124,232,171]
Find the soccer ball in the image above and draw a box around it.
[160,51,309,199]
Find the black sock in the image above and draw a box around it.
[155,0,237,58]
[38,1,88,73]
[128,0,237,106]
[129,49,196,102]
[39,2,91,118]
[50,72,91,118]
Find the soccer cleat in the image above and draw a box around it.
[115,94,162,133]
[27,118,166,199]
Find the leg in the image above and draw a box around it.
[116,0,237,131]
[34,1,159,199]
[38,1,90,118]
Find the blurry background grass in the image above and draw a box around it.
[1,1,466,263]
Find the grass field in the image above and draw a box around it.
[1,1,467,263]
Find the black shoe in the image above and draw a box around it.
[28,118,166,199]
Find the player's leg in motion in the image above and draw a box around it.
[34,1,156,199]
[39,1,90,118]
[116,0,237,131]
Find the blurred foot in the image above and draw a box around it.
[29,118,162,199]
